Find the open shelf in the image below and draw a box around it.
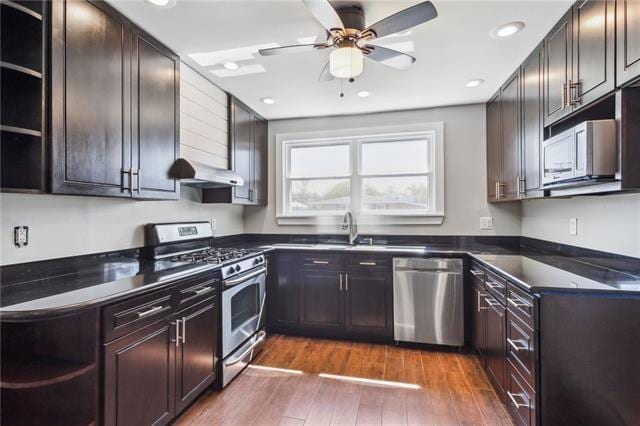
[0,66,42,132]
[1,130,44,190]
[1,1,43,73]
[0,0,42,19]
[1,358,95,389]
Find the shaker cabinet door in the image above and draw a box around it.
[51,0,131,197]
[544,9,573,126]
[344,270,392,338]
[521,46,543,195]
[299,269,343,330]
[500,71,521,200]
[486,92,502,201]
[230,97,253,203]
[617,0,640,86]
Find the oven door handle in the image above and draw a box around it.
[224,267,266,287]
[224,331,267,367]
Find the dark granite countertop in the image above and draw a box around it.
[2,235,639,320]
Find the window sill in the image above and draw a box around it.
[276,213,445,226]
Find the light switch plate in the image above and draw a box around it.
[210,218,217,231]
[480,217,494,230]
[569,218,578,235]
[14,226,29,247]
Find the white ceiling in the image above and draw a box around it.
[108,0,572,120]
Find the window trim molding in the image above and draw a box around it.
[275,122,445,226]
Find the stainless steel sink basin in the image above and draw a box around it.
[269,243,428,252]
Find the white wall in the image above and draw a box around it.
[244,104,522,236]
[0,188,243,266]
[522,193,640,258]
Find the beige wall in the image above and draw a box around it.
[521,193,640,258]
[244,104,522,236]
[0,188,243,266]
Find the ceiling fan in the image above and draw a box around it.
[258,0,438,81]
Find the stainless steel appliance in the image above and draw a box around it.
[542,119,616,189]
[145,222,267,388]
[393,258,464,347]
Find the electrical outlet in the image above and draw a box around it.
[480,217,494,230]
[210,218,216,231]
[14,226,29,247]
[569,218,578,236]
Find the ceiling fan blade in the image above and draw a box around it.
[318,61,334,82]
[363,1,437,39]
[363,45,416,70]
[258,44,325,56]
[302,0,344,32]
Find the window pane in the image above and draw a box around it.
[362,176,429,211]
[289,179,350,212]
[289,144,350,178]
[361,139,430,175]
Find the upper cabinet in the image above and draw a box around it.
[521,45,544,197]
[617,0,640,86]
[50,0,179,200]
[486,92,502,201]
[544,0,615,126]
[203,96,268,205]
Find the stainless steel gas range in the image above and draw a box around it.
[145,222,267,388]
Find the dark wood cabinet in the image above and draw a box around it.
[203,96,268,205]
[50,0,179,199]
[104,319,176,426]
[485,295,507,397]
[520,45,543,196]
[268,253,299,328]
[486,92,502,201]
[471,270,487,365]
[131,28,180,200]
[500,71,521,200]
[299,268,343,330]
[544,8,573,126]
[175,298,218,413]
[572,0,615,107]
[617,0,640,86]
[344,260,393,339]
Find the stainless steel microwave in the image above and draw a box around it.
[542,120,617,188]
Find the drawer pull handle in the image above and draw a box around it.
[194,286,213,296]
[470,270,485,277]
[507,338,528,352]
[136,305,164,318]
[359,262,377,266]
[508,297,530,309]
[313,260,329,264]
[484,297,502,307]
[174,320,180,347]
[477,290,489,312]
[507,391,529,409]
[486,281,504,290]
[182,316,186,344]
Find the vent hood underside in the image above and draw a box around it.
[169,158,244,189]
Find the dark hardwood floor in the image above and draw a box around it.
[175,335,512,425]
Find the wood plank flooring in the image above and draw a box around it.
[175,335,513,425]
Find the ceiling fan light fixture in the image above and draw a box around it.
[330,46,363,79]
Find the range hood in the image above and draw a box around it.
[170,158,244,188]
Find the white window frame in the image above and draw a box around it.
[275,122,445,226]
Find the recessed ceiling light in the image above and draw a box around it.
[261,97,275,105]
[490,21,525,39]
[144,0,176,8]
[223,62,239,70]
[357,90,370,98]
[465,79,484,88]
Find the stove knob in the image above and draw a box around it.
[258,257,264,263]
[227,267,235,274]
[235,265,242,272]
[254,257,261,265]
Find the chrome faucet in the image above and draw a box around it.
[342,211,358,245]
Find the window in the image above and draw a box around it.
[276,123,444,225]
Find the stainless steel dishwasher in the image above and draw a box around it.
[393,258,464,347]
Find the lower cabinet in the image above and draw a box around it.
[344,269,392,338]
[506,361,537,426]
[268,253,299,327]
[299,269,344,329]
[470,269,488,365]
[485,296,507,397]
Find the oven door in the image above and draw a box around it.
[542,128,576,186]
[221,267,266,358]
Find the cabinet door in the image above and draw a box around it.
[544,8,573,126]
[344,269,392,338]
[521,46,543,195]
[51,0,131,197]
[131,29,180,200]
[572,0,615,109]
[230,97,253,203]
[104,320,175,426]
[253,115,268,205]
[617,0,640,86]
[269,253,299,327]
[486,92,502,201]
[175,299,217,413]
[500,71,521,200]
[485,298,507,397]
[299,269,343,330]
[471,280,488,365]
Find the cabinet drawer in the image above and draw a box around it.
[470,264,486,287]
[346,254,391,270]
[484,270,507,304]
[300,253,343,270]
[506,311,536,388]
[103,288,174,342]
[507,283,535,328]
[176,276,219,309]
[506,361,536,426]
